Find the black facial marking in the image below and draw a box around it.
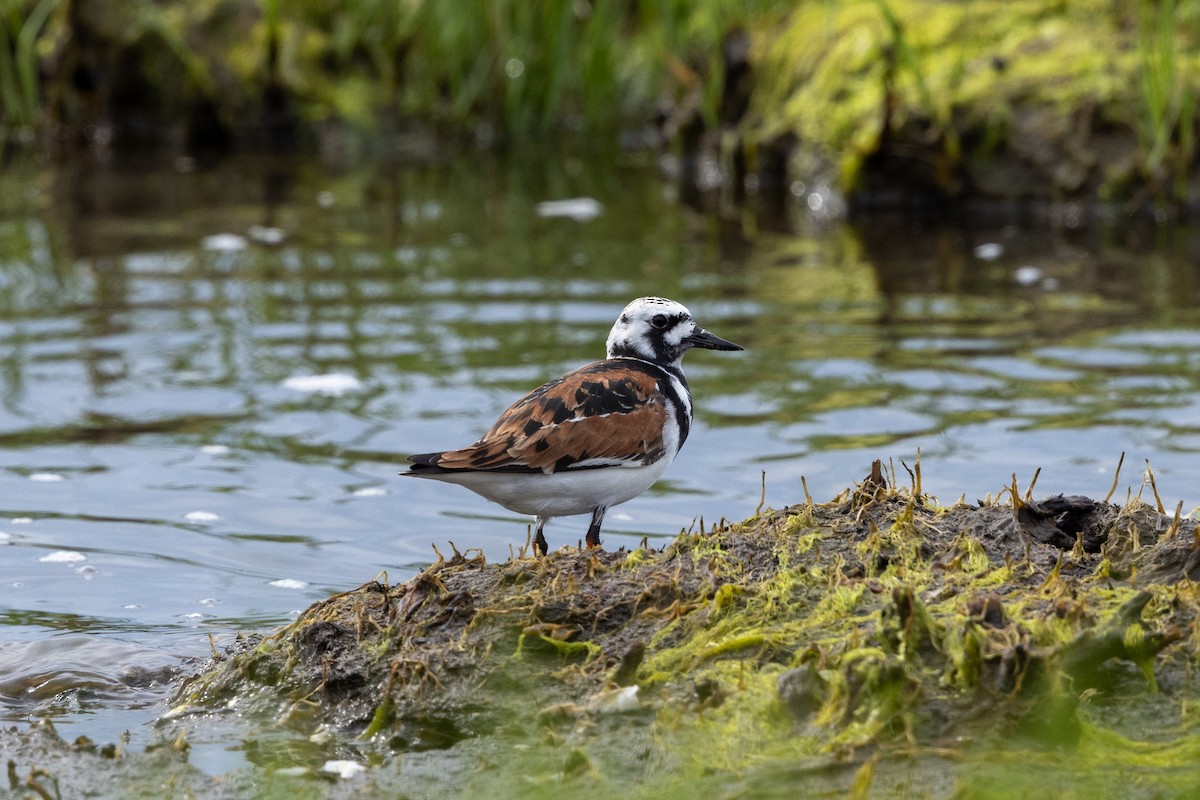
[616,310,697,365]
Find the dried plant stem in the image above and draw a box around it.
[1104,452,1126,504]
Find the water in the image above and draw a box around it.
[1,151,1199,763]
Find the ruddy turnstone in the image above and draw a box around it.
[403,296,743,555]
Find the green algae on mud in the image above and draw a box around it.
[161,466,1200,798]
[749,0,1200,207]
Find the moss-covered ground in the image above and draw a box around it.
[97,463,1200,798]
[750,0,1200,205]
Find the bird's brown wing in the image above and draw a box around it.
[428,360,669,473]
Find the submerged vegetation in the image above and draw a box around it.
[2,0,1198,207]
[125,462,1200,797]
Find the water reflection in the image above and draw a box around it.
[2,152,1200,752]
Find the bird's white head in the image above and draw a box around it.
[605,296,742,368]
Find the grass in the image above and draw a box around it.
[1,1,1198,207]
[1136,0,1198,200]
[1,0,782,141]
[0,0,59,132]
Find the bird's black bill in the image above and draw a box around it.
[686,327,743,351]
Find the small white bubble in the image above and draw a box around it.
[198,597,219,606]
[316,191,336,209]
[201,233,248,252]
[505,58,525,79]
[29,473,65,482]
[282,373,363,396]
[1014,266,1043,287]
[790,180,806,197]
[185,511,221,523]
[270,579,308,590]
[973,243,1004,261]
[697,158,723,191]
[200,445,231,455]
[10,518,33,524]
[76,565,99,579]
[123,604,141,610]
[536,197,602,222]
[180,612,206,622]
[39,551,87,563]
[323,760,366,779]
[247,225,286,245]
[352,487,388,497]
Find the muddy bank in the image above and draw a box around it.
[156,466,1200,797]
[6,467,1200,797]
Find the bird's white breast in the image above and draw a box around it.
[415,455,675,518]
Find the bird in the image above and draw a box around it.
[402,296,743,556]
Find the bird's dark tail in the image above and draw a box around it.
[402,452,452,475]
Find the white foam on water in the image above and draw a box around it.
[281,373,363,396]
[39,551,86,563]
[323,761,366,779]
[535,197,602,221]
[201,233,248,252]
[269,579,308,590]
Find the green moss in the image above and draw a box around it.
[167,475,1200,798]
[749,0,1200,200]
[516,631,602,662]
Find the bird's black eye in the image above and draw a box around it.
[651,314,668,330]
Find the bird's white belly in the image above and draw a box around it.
[417,458,673,518]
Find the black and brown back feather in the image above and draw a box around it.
[407,359,670,475]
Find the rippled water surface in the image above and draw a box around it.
[2,151,1199,760]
